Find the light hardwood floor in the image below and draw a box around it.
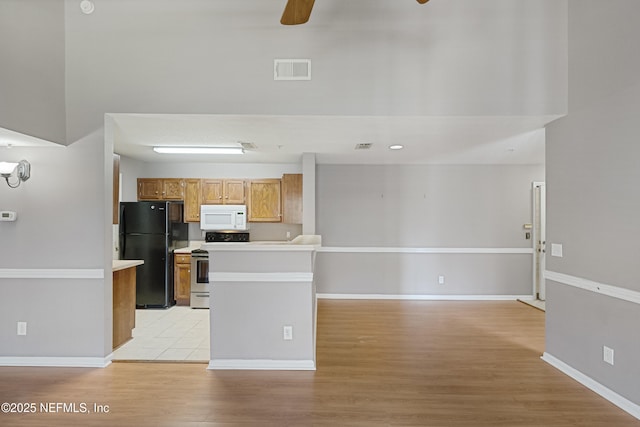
[1,300,638,426]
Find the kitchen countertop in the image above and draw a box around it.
[201,235,321,252]
[112,260,144,272]
[174,241,206,254]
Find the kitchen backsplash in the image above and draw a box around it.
[187,222,301,242]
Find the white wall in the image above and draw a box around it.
[544,0,640,410]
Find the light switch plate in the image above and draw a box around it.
[17,322,27,336]
[551,243,563,257]
[283,325,293,341]
[603,346,614,365]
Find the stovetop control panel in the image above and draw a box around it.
[205,231,250,243]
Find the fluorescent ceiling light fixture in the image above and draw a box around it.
[153,146,244,155]
[388,144,404,150]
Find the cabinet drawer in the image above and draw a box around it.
[175,254,191,264]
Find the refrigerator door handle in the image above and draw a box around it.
[120,204,126,235]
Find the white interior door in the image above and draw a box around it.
[532,182,546,300]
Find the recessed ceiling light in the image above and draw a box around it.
[153,146,244,155]
[80,0,95,14]
[388,144,404,150]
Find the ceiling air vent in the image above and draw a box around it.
[355,143,373,150]
[274,59,311,81]
[239,142,257,150]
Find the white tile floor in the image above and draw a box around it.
[112,306,210,362]
[518,299,546,311]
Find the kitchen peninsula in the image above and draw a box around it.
[202,235,321,370]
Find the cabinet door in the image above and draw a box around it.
[138,178,162,200]
[184,179,202,222]
[202,179,224,204]
[281,174,302,224]
[174,258,191,306]
[247,179,282,222]
[162,179,184,200]
[224,179,245,204]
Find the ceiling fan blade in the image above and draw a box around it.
[281,0,315,25]
[416,0,430,4]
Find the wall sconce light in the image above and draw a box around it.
[0,160,31,188]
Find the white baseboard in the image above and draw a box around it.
[208,359,316,371]
[0,356,111,368]
[541,352,640,420]
[317,293,533,301]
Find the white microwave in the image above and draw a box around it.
[200,204,247,231]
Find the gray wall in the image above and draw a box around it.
[63,0,567,141]
[544,0,640,405]
[0,134,112,359]
[315,164,543,296]
[0,0,66,144]
[318,164,543,247]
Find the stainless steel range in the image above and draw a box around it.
[190,248,210,309]
[190,231,250,309]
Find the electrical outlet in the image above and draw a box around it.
[286,231,291,240]
[603,346,614,365]
[438,275,445,285]
[17,322,27,336]
[283,325,293,341]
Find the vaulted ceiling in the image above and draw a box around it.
[1,0,568,164]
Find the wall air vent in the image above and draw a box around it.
[355,143,373,150]
[239,142,258,150]
[274,59,311,80]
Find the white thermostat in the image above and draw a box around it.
[0,211,17,221]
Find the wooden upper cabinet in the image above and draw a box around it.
[137,178,184,201]
[138,178,163,200]
[202,179,245,205]
[247,179,282,222]
[224,179,246,204]
[282,174,302,224]
[162,179,184,200]
[184,179,202,222]
[202,179,224,204]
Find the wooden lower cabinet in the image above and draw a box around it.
[174,254,191,306]
[113,267,137,349]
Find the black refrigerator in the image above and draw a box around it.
[119,201,188,308]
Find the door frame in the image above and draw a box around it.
[531,182,546,300]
